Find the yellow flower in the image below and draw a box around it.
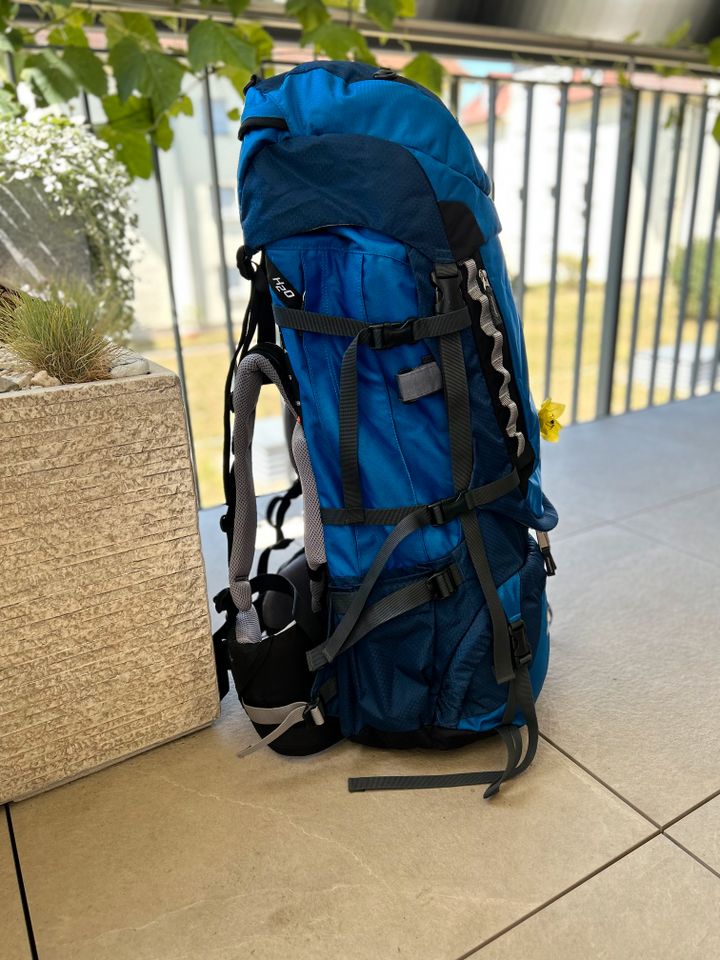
[538,398,565,442]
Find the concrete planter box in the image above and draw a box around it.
[0,364,219,801]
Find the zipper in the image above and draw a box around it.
[462,257,526,459]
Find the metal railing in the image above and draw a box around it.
[5,50,720,507]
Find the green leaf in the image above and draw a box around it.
[708,37,720,68]
[366,0,397,30]
[0,27,24,52]
[713,113,720,146]
[623,30,641,43]
[168,93,193,116]
[402,52,443,93]
[102,93,154,131]
[216,63,253,97]
[225,0,250,16]
[48,24,88,46]
[103,12,160,50]
[140,51,185,115]
[396,0,415,14]
[187,19,257,72]
[235,21,273,61]
[108,37,146,101]
[285,0,329,33]
[22,50,78,103]
[63,45,108,97]
[663,19,691,48]
[302,23,374,62]
[98,125,153,178]
[151,113,173,150]
[227,105,241,121]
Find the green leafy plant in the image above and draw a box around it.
[669,239,720,320]
[0,1,444,179]
[0,283,124,383]
[0,114,137,330]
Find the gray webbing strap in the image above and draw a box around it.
[275,303,473,511]
[397,360,442,402]
[462,513,515,685]
[331,563,463,654]
[243,701,309,725]
[319,469,519,526]
[306,506,429,671]
[229,352,295,636]
[307,471,519,671]
[273,305,471,343]
[237,703,312,758]
[238,678,338,759]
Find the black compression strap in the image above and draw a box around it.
[273,306,471,342]
[305,471,519,671]
[319,469,519,526]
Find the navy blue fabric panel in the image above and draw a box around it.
[241,134,453,261]
[320,513,528,737]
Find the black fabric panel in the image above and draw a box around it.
[241,134,454,262]
[438,200,485,260]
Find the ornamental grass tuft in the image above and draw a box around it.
[0,284,124,384]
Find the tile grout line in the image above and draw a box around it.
[664,834,720,882]
[537,732,663,829]
[660,784,720,831]
[454,831,660,960]
[4,804,40,960]
[608,479,720,526]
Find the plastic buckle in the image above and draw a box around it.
[373,68,398,80]
[303,700,325,727]
[431,263,465,312]
[427,490,471,526]
[219,512,229,533]
[427,564,462,600]
[367,318,415,349]
[509,619,532,667]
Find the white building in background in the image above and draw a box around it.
[129,57,719,335]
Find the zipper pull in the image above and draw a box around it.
[536,530,557,576]
[477,267,491,294]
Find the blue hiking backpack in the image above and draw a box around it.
[212,60,558,799]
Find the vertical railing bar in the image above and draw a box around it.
[487,77,497,188]
[151,145,199,496]
[544,83,568,399]
[202,70,236,358]
[648,94,686,406]
[80,91,92,125]
[690,152,720,395]
[669,95,708,400]
[518,83,534,319]
[448,75,460,118]
[4,51,16,83]
[625,90,662,413]
[570,84,601,424]
[713,292,720,393]
[596,85,638,418]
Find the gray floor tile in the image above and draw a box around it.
[666,794,720,876]
[476,836,720,959]
[0,814,30,960]
[12,699,653,960]
[541,394,720,525]
[621,485,720,567]
[540,522,720,825]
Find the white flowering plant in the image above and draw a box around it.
[0,113,137,335]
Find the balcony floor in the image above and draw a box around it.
[4,394,720,960]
